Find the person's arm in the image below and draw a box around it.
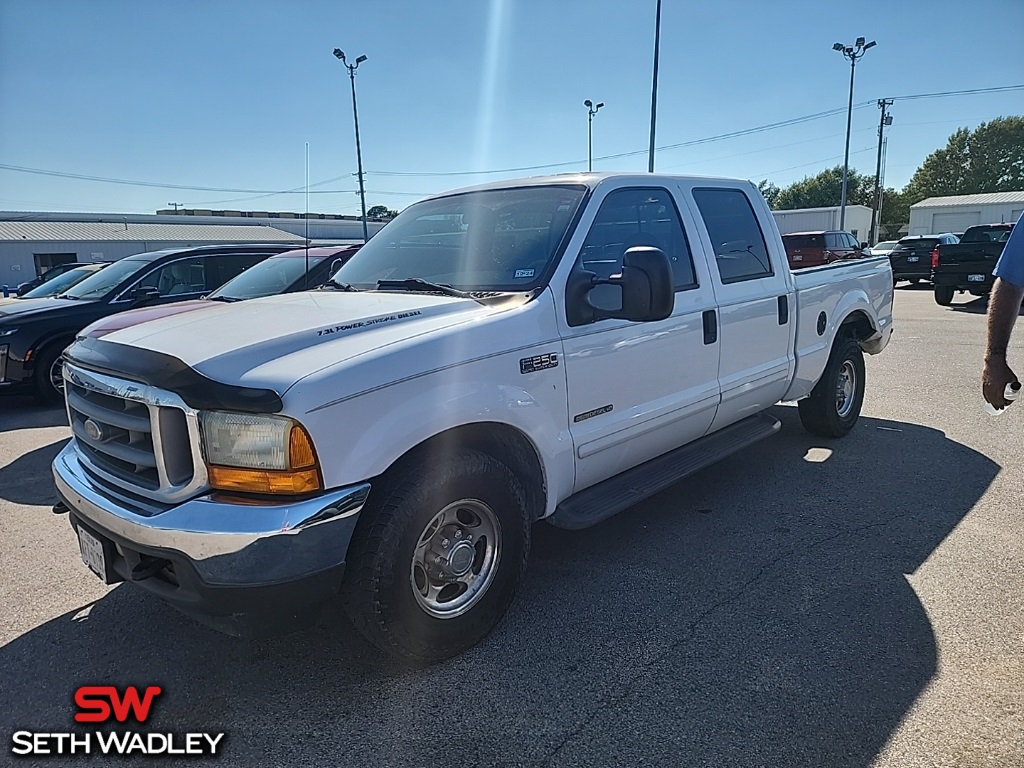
[983,219,1024,408]
[983,278,1023,408]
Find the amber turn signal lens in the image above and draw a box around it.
[208,466,322,495]
[289,424,317,470]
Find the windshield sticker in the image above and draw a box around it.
[514,268,535,279]
[317,310,422,337]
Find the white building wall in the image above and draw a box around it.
[771,205,872,242]
[908,203,1024,235]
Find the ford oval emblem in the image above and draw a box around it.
[83,419,104,442]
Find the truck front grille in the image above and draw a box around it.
[63,363,208,503]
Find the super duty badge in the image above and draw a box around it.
[520,353,559,374]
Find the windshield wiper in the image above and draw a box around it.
[207,295,241,303]
[376,278,476,300]
[323,279,360,292]
[56,294,82,300]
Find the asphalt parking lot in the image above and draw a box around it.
[1,286,1022,768]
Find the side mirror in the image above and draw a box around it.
[16,282,31,295]
[860,242,868,250]
[566,246,675,326]
[130,287,161,307]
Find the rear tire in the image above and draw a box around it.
[934,286,955,306]
[798,336,865,438]
[342,447,530,665]
[33,342,68,405]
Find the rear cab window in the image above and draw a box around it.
[691,188,773,283]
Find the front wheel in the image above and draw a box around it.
[934,286,955,306]
[33,343,68,405]
[798,336,866,438]
[342,447,530,664]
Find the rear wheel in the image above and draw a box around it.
[934,286,955,306]
[798,336,865,438]
[342,447,531,664]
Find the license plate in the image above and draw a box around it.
[906,256,919,263]
[78,527,106,579]
[968,274,985,282]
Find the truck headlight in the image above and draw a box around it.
[199,411,322,494]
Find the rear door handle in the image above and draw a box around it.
[777,295,789,325]
[702,309,717,345]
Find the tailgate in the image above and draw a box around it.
[936,243,1000,268]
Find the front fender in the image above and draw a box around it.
[298,358,575,518]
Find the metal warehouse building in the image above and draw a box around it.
[908,192,1024,235]
[0,211,385,288]
[771,205,873,243]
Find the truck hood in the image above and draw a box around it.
[96,291,514,393]
[79,299,212,339]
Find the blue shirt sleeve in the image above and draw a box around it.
[993,213,1024,287]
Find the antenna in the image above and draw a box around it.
[305,142,310,290]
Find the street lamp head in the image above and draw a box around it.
[584,99,593,108]
[855,36,866,48]
[596,102,604,110]
[356,54,367,64]
[884,115,893,126]
[833,42,844,51]
[333,48,345,61]
[864,40,876,50]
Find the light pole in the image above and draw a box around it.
[333,48,369,243]
[869,99,893,245]
[833,37,875,231]
[648,0,662,172]
[584,100,604,172]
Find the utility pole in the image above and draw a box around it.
[333,48,370,243]
[167,202,183,211]
[648,0,662,172]
[869,99,894,245]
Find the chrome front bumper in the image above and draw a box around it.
[53,443,371,586]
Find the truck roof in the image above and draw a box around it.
[427,172,754,199]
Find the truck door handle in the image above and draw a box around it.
[778,295,789,325]
[702,309,717,345]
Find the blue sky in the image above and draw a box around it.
[1,0,1022,216]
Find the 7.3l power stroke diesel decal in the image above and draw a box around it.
[573,404,613,423]
[520,352,559,374]
[316,310,422,337]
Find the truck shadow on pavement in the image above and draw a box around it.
[0,395,69,432]
[0,407,998,768]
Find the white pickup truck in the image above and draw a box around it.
[53,173,893,663]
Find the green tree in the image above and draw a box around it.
[879,187,911,238]
[774,165,873,210]
[757,179,781,208]
[366,204,398,220]
[904,116,1024,200]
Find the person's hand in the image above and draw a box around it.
[983,355,1019,409]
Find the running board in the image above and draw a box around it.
[548,412,782,530]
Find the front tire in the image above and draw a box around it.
[342,447,530,664]
[34,343,68,405]
[798,336,866,438]
[934,286,955,306]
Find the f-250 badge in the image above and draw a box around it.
[520,353,559,374]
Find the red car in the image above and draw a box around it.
[781,231,865,269]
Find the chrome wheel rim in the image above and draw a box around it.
[410,499,501,619]
[835,360,856,418]
[49,357,65,395]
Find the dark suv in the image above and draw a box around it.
[888,233,959,284]
[0,243,293,402]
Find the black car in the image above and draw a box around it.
[888,233,960,284]
[12,261,100,296]
[931,223,1015,305]
[0,243,294,403]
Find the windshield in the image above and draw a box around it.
[59,258,149,300]
[20,266,101,298]
[332,185,587,292]
[210,254,328,300]
[783,234,823,250]
[896,238,938,250]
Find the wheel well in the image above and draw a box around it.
[31,335,75,373]
[384,423,547,521]
[838,310,876,342]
